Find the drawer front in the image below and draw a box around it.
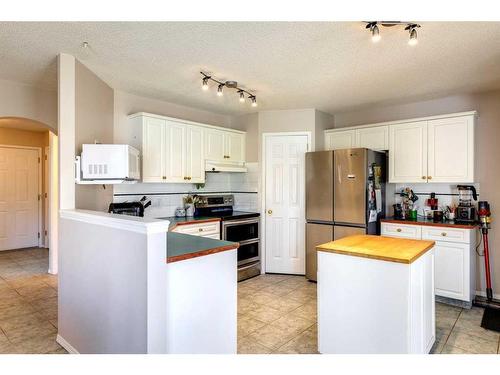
[422,226,471,244]
[172,221,220,236]
[381,223,421,239]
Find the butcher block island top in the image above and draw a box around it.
[316,234,435,264]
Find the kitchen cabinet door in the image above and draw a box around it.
[355,126,389,150]
[205,128,225,161]
[186,125,205,183]
[433,241,469,301]
[389,121,428,183]
[165,121,187,183]
[225,132,245,162]
[324,130,355,150]
[427,116,474,183]
[142,116,166,182]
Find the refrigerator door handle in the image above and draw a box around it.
[337,164,342,184]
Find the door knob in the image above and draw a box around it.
[427,176,432,180]
[267,209,273,215]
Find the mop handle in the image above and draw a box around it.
[482,230,493,301]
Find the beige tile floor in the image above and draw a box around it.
[0,248,65,354]
[238,274,500,354]
[1,248,499,354]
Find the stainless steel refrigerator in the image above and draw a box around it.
[305,148,386,281]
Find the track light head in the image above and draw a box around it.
[217,84,224,96]
[202,77,210,91]
[250,96,257,107]
[371,24,381,43]
[238,91,245,103]
[408,27,418,46]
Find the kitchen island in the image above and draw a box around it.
[58,210,238,354]
[317,235,435,354]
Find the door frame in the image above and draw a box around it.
[260,132,312,274]
[0,144,43,248]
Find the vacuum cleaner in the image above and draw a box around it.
[473,201,500,332]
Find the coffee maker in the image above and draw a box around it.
[455,185,477,224]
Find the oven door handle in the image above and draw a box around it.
[222,218,260,227]
[238,238,260,245]
[238,261,260,271]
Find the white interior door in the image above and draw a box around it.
[0,147,40,251]
[265,134,309,274]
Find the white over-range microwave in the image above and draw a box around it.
[76,144,140,184]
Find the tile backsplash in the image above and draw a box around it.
[113,162,259,218]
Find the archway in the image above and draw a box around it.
[0,116,58,274]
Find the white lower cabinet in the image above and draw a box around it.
[381,222,476,304]
[171,221,221,239]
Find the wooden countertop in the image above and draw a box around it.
[316,235,435,264]
[166,232,238,263]
[381,218,478,229]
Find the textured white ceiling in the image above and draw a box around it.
[1,22,500,115]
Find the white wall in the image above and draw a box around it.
[74,60,115,212]
[0,78,57,131]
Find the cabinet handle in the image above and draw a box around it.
[199,228,203,232]
[162,176,166,180]
[396,228,402,232]
[183,177,188,180]
[441,232,447,237]
[188,177,192,180]
[421,176,426,180]
[427,176,432,180]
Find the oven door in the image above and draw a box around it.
[222,218,259,242]
[222,218,260,266]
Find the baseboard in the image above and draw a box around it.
[475,290,500,301]
[56,334,79,354]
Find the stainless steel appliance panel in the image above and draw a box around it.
[333,225,366,240]
[306,223,334,281]
[334,148,367,225]
[306,151,334,222]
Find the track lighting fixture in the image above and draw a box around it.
[365,21,421,45]
[217,84,224,96]
[200,72,258,108]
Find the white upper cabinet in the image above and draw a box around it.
[324,130,355,150]
[135,113,246,184]
[204,128,225,161]
[142,117,166,182]
[427,116,474,183]
[205,129,246,163]
[185,125,205,183]
[225,132,245,162]
[355,125,389,151]
[165,121,187,183]
[326,111,476,184]
[389,121,428,183]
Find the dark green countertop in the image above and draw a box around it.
[166,232,238,263]
[157,216,220,230]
